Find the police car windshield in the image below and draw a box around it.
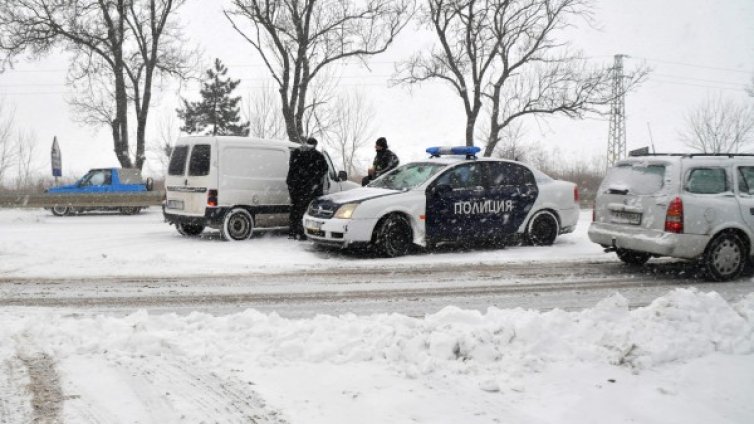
[370,162,446,190]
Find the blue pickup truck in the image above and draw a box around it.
[47,168,154,216]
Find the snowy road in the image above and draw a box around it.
[2,208,754,317]
[3,261,754,317]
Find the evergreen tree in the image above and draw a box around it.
[178,59,250,136]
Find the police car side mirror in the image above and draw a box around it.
[338,170,348,182]
[430,184,452,196]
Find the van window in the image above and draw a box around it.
[738,167,754,195]
[168,145,189,176]
[188,144,211,176]
[600,163,666,195]
[686,168,727,194]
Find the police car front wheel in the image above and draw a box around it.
[374,214,412,258]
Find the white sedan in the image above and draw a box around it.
[303,147,580,257]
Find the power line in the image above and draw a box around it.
[635,56,753,74]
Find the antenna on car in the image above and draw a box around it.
[646,122,656,154]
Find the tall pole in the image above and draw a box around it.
[607,54,627,168]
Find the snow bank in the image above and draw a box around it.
[2,289,752,375]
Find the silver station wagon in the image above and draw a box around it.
[589,153,754,281]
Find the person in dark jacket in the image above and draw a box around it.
[286,137,328,240]
[361,137,399,186]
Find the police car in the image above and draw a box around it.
[303,146,580,257]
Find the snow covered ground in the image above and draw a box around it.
[1,208,754,423]
[0,208,605,279]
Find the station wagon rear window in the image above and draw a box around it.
[601,163,666,195]
[168,145,189,176]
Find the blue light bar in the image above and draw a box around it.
[426,146,481,157]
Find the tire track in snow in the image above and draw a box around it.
[112,355,288,423]
[18,353,64,424]
[0,356,33,424]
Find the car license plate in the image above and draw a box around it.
[305,219,323,231]
[167,200,184,210]
[611,211,641,225]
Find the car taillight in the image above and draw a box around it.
[207,189,218,207]
[665,196,683,233]
[574,186,580,203]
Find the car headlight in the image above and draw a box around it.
[334,203,359,219]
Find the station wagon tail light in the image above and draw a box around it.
[574,186,580,203]
[207,189,218,207]
[664,197,684,233]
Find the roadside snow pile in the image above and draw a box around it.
[1,288,752,376]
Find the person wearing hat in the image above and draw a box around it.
[286,137,328,240]
[362,137,399,186]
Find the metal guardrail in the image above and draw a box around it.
[0,191,166,208]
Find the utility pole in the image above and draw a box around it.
[607,54,627,168]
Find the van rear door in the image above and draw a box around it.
[165,141,215,216]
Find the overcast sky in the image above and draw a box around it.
[0,0,752,179]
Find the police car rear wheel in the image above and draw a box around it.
[221,208,255,241]
[526,211,559,246]
[375,214,412,257]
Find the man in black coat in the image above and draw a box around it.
[286,137,328,240]
[362,137,399,186]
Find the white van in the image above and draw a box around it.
[163,136,359,240]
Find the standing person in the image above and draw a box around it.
[361,137,400,186]
[286,137,328,240]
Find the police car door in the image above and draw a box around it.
[425,162,487,242]
[483,161,539,238]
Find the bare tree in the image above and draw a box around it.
[680,94,754,154]
[395,0,502,148]
[245,84,286,139]
[0,0,195,170]
[13,130,39,191]
[146,111,178,175]
[488,120,526,160]
[396,0,647,155]
[0,100,16,188]
[225,0,414,144]
[321,90,376,175]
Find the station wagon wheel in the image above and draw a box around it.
[221,208,255,241]
[374,214,412,258]
[703,233,746,281]
[616,249,651,266]
[176,222,205,237]
[51,205,70,216]
[525,211,559,246]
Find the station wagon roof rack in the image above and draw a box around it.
[628,152,754,158]
[628,147,754,158]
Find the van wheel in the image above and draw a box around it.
[702,233,746,281]
[525,211,559,246]
[176,223,205,237]
[51,206,70,216]
[616,249,651,266]
[221,208,254,241]
[374,214,412,257]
